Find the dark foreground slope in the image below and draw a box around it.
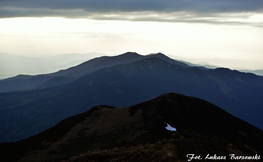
[1,93,262,162]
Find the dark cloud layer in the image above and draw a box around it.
[1,0,263,25]
[2,0,263,15]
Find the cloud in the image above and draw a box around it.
[1,0,263,13]
[1,0,263,25]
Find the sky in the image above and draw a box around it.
[0,0,263,70]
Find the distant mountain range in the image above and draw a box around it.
[0,93,262,162]
[1,52,262,81]
[0,52,104,79]
[241,69,263,76]
[0,52,263,143]
[0,52,190,92]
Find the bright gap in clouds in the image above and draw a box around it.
[0,17,263,69]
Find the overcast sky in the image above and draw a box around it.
[0,0,263,69]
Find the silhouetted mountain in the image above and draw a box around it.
[49,52,143,77]
[0,93,262,162]
[0,53,263,143]
[0,52,189,92]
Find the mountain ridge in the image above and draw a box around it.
[0,93,262,162]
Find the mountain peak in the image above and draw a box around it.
[146,53,190,68]
[149,52,165,56]
[121,52,140,56]
[148,52,166,58]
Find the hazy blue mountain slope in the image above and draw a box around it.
[49,52,143,77]
[0,53,137,92]
[0,56,263,143]
[0,52,190,92]
[0,75,54,92]
[41,52,190,88]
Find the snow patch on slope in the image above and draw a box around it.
[165,122,176,131]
